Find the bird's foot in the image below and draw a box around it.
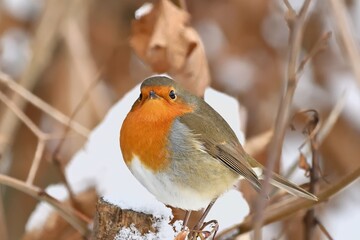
[189,220,219,240]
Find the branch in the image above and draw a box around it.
[63,17,111,120]
[0,90,44,138]
[297,31,332,76]
[0,174,90,236]
[254,0,312,238]
[0,71,90,138]
[0,90,75,186]
[216,165,360,240]
[328,0,360,88]
[0,90,49,185]
[315,218,334,240]
[26,139,46,185]
[0,0,68,157]
[304,111,320,240]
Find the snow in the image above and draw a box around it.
[26,184,71,230]
[327,72,360,131]
[214,56,256,96]
[135,3,153,20]
[26,77,249,238]
[320,179,360,240]
[115,216,178,240]
[0,28,31,78]
[2,0,43,21]
[195,19,226,61]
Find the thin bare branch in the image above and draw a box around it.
[315,218,334,240]
[297,31,332,75]
[217,165,360,240]
[283,0,295,13]
[328,0,360,88]
[0,71,90,137]
[283,93,346,181]
[0,88,81,187]
[0,91,44,138]
[304,111,320,240]
[0,174,89,236]
[254,0,312,238]
[63,18,111,120]
[0,0,69,158]
[317,91,346,143]
[26,139,46,185]
[52,156,77,208]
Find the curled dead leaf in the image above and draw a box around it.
[130,0,210,96]
[298,152,310,177]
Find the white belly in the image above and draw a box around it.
[128,156,213,210]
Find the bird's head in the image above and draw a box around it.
[129,76,195,122]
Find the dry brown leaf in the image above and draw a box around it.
[130,0,210,96]
[298,152,310,177]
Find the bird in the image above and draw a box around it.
[119,76,317,234]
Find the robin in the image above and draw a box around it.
[120,76,317,235]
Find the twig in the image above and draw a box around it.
[328,0,360,88]
[315,218,334,240]
[297,31,332,75]
[0,174,90,236]
[0,90,74,186]
[304,111,320,240]
[52,157,77,208]
[26,139,46,185]
[284,93,346,180]
[63,17,111,120]
[317,91,346,143]
[0,71,90,137]
[291,109,322,151]
[50,68,102,206]
[0,188,8,240]
[0,91,44,139]
[53,16,111,206]
[216,165,360,240]
[254,1,312,239]
[0,0,68,157]
[0,90,47,185]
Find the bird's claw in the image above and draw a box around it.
[189,220,219,240]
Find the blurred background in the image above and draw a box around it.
[0,0,359,239]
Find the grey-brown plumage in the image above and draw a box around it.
[144,76,317,201]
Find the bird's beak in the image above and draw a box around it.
[149,90,158,99]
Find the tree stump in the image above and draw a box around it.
[92,197,155,239]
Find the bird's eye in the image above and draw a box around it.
[139,93,142,100]
[169,90,176,100]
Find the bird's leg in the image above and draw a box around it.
[182,210,191,231]
[189,199,217,239]
[194,199,216,231]
[199,219,219,239]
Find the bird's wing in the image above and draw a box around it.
[178,104,262,191]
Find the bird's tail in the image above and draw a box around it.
[251,166,318,201]
[268,171,317,201]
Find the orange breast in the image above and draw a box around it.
[120,98,193,172]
